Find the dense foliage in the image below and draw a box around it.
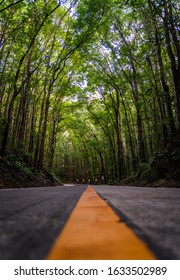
[0,0,179,184]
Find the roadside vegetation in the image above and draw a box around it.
[0,0,179,188]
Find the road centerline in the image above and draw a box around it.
[47,186,156,260]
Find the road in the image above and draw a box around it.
[94,185,180,260]
[0,184,180,259]
[0,185,85,259]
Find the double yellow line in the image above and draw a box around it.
[47,186,155,260]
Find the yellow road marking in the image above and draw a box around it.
[47,186,156,259]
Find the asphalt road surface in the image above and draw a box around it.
[94,185,180,260]
[0,184,180,259]
[0,185,86,259]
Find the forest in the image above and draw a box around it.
[0,0,180,186]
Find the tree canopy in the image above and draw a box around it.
[0,0,179,184]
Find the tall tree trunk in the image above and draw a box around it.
[163,0,180,127]
[48,118,57,170]
[131,63,146,163]
[153,17,176,134]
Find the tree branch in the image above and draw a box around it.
[0,0,24,12]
